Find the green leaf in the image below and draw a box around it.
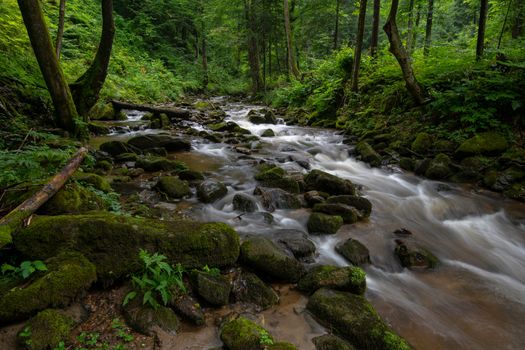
[1,264,15,274]
[32,260,47,271]
[123,291,137,306]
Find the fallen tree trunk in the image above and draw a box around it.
[0,147,88,248]
[111,100,190,120]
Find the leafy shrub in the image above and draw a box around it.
[1,260,48,279]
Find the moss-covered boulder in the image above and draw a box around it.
[313,203,358,224]
[240,237,305,282]
[0,252,96,324]
[356,142,381,167]
[123,299,179,336]
[40,183,107,215]
[14,214,240,282]
[304,170,356,196]
[19,309,74,350]
[100,141,135,157]
[73,173,112,192]
[325,195,372,219]
[307,289,412,350]
[209,121,250,134]
[253,187,301,212]
[456,132,508,158]
[233,193,257,213]
[88,121,111,135]
[232,271,279,310]
[220,316,274,350]
[177,169,205,181]
[268,342,298,350]
[136,156,188,172]
[127,135,191,152]
[190,271,231,306]
[298,265,366,295]
[88,101,116,120]
[169,294,205,326]
[254,166,300,194]
[313,334,356,350]
[410,132,433,154]
[275,229,317,261]
[336,239,370,265]
[304,191,326,207]
[425,153,452,180]
[395,240,438,269]
[307,213,344,235]
[399,157,415,171]
[262,129,275,137]
[248,109,277,124]
[197,180,228,203]
[154,176,191,199]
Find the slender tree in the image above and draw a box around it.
[371,0,381,57]
[55,0,66,60]
[17,0,78,133]
[334,0,341,50]
[70,0,115,116]
[244,0,263,92]
[476,0,489,60]
[384,0,426,104]
[351,0,368,92]
[512,0,524,38]
[406,0,416,54]
[284,0,300,79]
[424,0,434,56]
[498,0,513,49]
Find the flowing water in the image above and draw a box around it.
[101,99,525,349]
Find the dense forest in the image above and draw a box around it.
[0,0,524,349]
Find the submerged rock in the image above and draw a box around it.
[233,193,257,213]
[307,213,344,235]
[155,176,191,199]
[336,238,370,265]
[190,271,231,306]
[298,265,366,295]
[394,240,438,269]
[232,271,279,309]
[304,170,356,196]
[19,309,75,350]
[197,180,228,203]
[307,288,412,350]
[254,187,301,212]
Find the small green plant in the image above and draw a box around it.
[53,341,66,350]
[18,325,32,347]
[201,264,220,277]
[111,318,134,343]
[1,260,47,279]
[123,249,186,309]
[77,332,100,347]
[259,329,274,346]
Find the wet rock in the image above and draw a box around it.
[242,211,275,224]
[304,170,356,196]
[123,299,180,336]
[144,147,168,157]
[154,176,191,199]
[456,132,508,158]
[136,156,187,172]
[394,240,438,269]
[14,214,240,282]
[0,252,96,324]
[262,129,275,137]
[307,288,412,350]
[127,134,191,152]
[356,142,382,167]
[20,309,75,350]
[197,180,228,203]
[425,153,452,180]
[254,165,300,194]
[190,271,231,306]
[313,334,356,350]
[177,169,205,181]
[399,157,415,171]
[248,109,277,124]
[414,158,431,176]
[220,316,274,350]
[233,193,257,213]
[298,265,366,295]
[307,213,344,235]
[393,228,412,236]
[313,203,359,224]
[170,294,205,326]
[411,132,433,154]
[234,146,252,155]
[232,271,279,309]
[114,152,139,162]
[209,121,250,134]
[253,187,301,212]
[88,101,117,120]
[88,121,111,135]
[274,229,317,261]
[240,236,306,282]
[325,195,372,219]
[304,191,326,207]
[100,141,135,157]
[40,183,107,215]
[336,239,370,265]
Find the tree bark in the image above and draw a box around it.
[334,0,341,50]
[498,0,513,49]
[476,0,489,60]
[200,0,208,87]
[17,0,78,133]
[424,0,434,56]
[244,0,263,93]
[383,0,426,104]
[406,0,415,54]
[284,0,300,79]
[371,0,381,57]
[0,147,88,248]
[55,0,66,60]
[512,0,524,38]
[70,0,115,116]
[351,0,367,92]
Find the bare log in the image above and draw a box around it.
[0,147,88,248]
[110,100,190,120]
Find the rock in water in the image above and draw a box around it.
[220,316,273,350]
[336,238,370,265]
[325,195,372,218]
[233,193,257,212]
[394,240,438,269]
[232,271,279,309]
[253,187,301,212]
[127,134,191,152]
[298,265,366,295]
[197,180,228,203]
[312,203,359,224]
[155,176,191,199]
[304,170,356,196]
[307,213,344,235]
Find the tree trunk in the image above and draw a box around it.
[498,0,513,49]
[200,0,208,87]
[334,0,341,50]
[351,0,368,92]
[284,0,300,79]
[383,0,426,104]
[0,147,87,248]
[512,0,524,38]
[55,0,66,60]
[476,0,489,60]
[244,0,262,93]
[424,0,434,56]
[371,0,381,57]
[17,0,78,133]
[111,101,190,119]
[406,0,415,54]
[70,0,115,116]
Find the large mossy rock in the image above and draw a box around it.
[233,193,257,213]
[190,271,231,306]
[40,183,107,215]
[88,102,117,120]
[123,299,180,336]
[220,316,274,350]
[136,156,188,172]
[197,180,228,203]
[254,166,300,194]
[0,252,96,324]
[425,153,452,180]
[298,265,366,295]
[73,173,112,193]
[304,170,356,196]
[456,132,508,158]
[313,203,358,224]
[313,334,356,350]
[336,238,370,265]
[253,187,301,212]
[307,289,412,350]
[410,132,433,154]
[325,195,372,219]
[209,121,250,134]
[356,142,381,167]
[274,229,317,261]
[307,213,344,235]
[240,237,305,282]
[100,141,135,157]
[232,271,279,309]
[127,135,191,152]
[154,176,191,199]
[19,309,74,350]
[14,214,240,282]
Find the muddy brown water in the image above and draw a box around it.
[89,98,525,349]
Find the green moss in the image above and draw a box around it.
[456,132,509,158]
[313,203,358,224]
[155,176,191,199]
[220,316,273,350]
[73,173,112,192]
[190,271,231,306]
[136,156,188,172]
[267,342,298,350]
[356,142,381,167]
[410,132,433,154]
[307,212,344,235]
[425,153,452,180]
[304,170,356,196]
[0,252,96,323]
[40,183,107,215]
[20,309,74,350]
[298,265,366,295]
[254,166,300,194]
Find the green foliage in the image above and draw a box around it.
[259,329,274,346]
[124,249,186,309]
[19,326,32,347]
[111,318,134,343]
[1,260,47,280]
[201,264,221,277]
